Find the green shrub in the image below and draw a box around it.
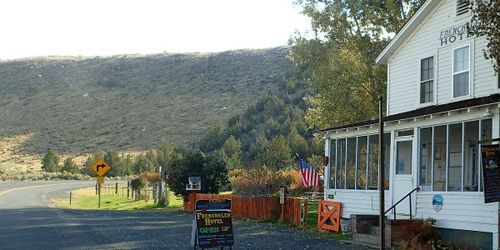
[230,166,299,196]
[41,149,60,172]
[130,175,148,200]
[166,151,229,198]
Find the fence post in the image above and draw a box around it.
[153,183,158,204]
[70,192,72,205]
[300,199,305,227]
[279,187,286,222]
[127,181,130,198]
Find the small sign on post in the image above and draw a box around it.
[279,187,286,222]
[90,159,111,208]
[96,176,104,184]
[191,199,234,249]
[279,187,285,205]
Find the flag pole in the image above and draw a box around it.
[378,96,385,250]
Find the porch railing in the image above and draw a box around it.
[384,187,420,220]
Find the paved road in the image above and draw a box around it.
[0,181,361,249]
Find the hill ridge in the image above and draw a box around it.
[0,47,292,155]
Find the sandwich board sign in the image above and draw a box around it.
[481,144,500,203]
[191,199,234,249]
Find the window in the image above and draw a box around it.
[328,134,390,190]
[420,57,434,103]
[356,137,367,190]
[448,123,462,191]
[329,139,336,189]
[480,119,492,191]
[383,133,391,190]
[336,139,346,189]
[346,138,356,189]
[419,128,432,191]
[367,135,379,190]
[433,126,447,191]
[464,121,479,191]
[456,0,470,16]
[396,141,412,175]
[397,129,414,137]
[418,119,491,192]
[453,46,470,97]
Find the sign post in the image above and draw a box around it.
[279,187,286,222]
[98,183,101,208]
[91,159,111,208]
[191,199,234,249]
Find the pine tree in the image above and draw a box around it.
[258,135,292,170]
[41,149,60,173]
[61,157,79,174]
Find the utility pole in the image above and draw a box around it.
[378,96,385,250]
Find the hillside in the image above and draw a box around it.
[0,47,292,156]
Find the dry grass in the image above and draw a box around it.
[0,133,149,181]
[71,187,96,196]
[0,133,43,180]
[0,47,290,156]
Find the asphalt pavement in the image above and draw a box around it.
[0,181,362,250]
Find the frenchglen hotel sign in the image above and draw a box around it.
[440,22,474,47]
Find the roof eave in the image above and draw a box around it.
[375,0,439,65]
[316,94,500,135]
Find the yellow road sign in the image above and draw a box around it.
[97,176,104,184]
[91,159,111,176]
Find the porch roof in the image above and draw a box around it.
[316,94,500,134]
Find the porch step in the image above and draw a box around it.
[340,239,379,250]
[352,233,379,246]
[386,212,412,220]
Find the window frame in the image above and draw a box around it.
[417,118,491,193]
[417,126,433,191]
[420,56,435,104]
[451,44,471,99]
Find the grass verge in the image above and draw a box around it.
[53,187,183,211]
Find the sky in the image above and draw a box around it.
[0,0,311,60]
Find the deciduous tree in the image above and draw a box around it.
[470,0,500,72]
[291,0,424,128]
[166,151,228,198]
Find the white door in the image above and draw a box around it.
[392,139,415,216]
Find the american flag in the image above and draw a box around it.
[300,160,320,188]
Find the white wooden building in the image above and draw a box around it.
[318,0,499,249]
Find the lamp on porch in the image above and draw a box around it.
[482,108,493,118]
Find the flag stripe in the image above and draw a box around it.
[300,161,320,188]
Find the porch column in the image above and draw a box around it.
[493,107,500,250]
[325,136,330,191]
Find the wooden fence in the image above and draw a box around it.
[185,193,307,226]
[317,199,341,232]
[284,197,307,226]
